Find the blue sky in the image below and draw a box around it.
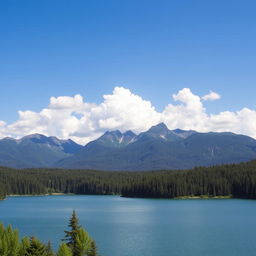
[0,0,256,143]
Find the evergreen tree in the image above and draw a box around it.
[76,228,93,256]
[63,210,81,254]
[23,236,48,256]
[57,243,73,256]
[63,211,96,256]
[0,224,19,256]
[46,241,55,256]
[0,213,99,256]
[19,237,30,256]
[88,240,98,256]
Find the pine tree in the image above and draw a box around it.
[0,224,20,256]
[63,210,81,254]
[88,240,98,256]
[19,237,30,256]
[46,241,55,256]
[63,211,97,256]
[76,228,92,256]
[57,243,73,256]
[23,236,48,256]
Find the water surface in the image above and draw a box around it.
[0,195,255,256]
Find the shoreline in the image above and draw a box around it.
[7,192,73,197]
[174,195,232,200]
[1,194,244,201]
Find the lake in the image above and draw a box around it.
[0,195,256,256]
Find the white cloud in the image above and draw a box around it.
[0,121,7,138]
[202,91,221,101]
[0,121,5,126]
[162,88,208,131]
[49,94,82,109]
[1,87,256,144]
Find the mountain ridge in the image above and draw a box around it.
[56,123,256,170]
[1,123,256,170]
[0,134,83,168]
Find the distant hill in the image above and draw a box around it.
[56,123,256,170]
[1,123,256,170]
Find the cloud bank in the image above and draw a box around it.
[0,87,256,144]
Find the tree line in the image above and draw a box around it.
[1,160,256,199]
[0,211,97,256]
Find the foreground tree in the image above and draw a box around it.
[19,237,31,256]
[0,224,19,256]
[23,237,49,256]
[63,210,80,253]
[57,243,72,256]
[0,211,99,256]
[46,242,55,256]
[63,211,97,256]
[88,241,97,256]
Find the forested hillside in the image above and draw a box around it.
[1,160,256,200]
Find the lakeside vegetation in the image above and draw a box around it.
[1,160,256,200]
[0,211,97,256]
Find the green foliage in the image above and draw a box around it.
[0,224,19,256]
[19,237,31,256]
[22,237,48,256]
[63,211,81,253]
[46,242,55,256]
[75,228,93,256]
[0,183,6,200]
[0,212,98,256]
[63,211,96,256]
[87,241,97,256]
[2,160,256,199]
[57,243,72,256]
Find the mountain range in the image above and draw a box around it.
[1,123,256,170]
[0,134,83,169]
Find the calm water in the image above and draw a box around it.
[0,196,256,256]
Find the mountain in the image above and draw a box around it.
[0,134,83,168]
[136,123,196,141]
[93,130,136,147]
[56,123,256,170]
[1,124,256,170]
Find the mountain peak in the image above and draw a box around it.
[21,133,46,140]
[146,123,169,136]
[103,130,122,136]
[172,129,197,139]
[18,133,48,144]
[123,130,136,137]
[138,123,193,142]
[172,128,186,134]
[97,129,136,147]
[151,122,169,130]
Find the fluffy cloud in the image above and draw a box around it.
[49,94,85,110]
[202,91,221,101]
[1,87,256,144]
[0,121,7,138]
[162,88,208,131]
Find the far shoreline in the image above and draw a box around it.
[7,192,73,197]
[2,194,254,201]
[174,195,232,200]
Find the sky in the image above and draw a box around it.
[0,0,256,144]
